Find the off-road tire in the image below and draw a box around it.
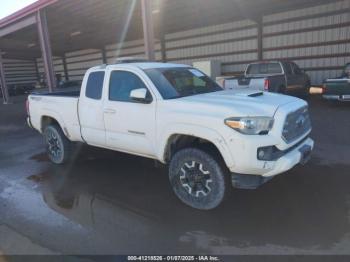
[44,124,71,164]
[169,148,230,210]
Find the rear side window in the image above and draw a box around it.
[109,71,151,102]
[267,63,283,74]
[246,64,259,74]
[344,64,350,77]
[291,63,302,74]
[283,63,293,75]
[85,71,105,100]
[246,63,282,74]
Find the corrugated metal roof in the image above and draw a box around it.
[0,0,336,60]
[0,0,58,28]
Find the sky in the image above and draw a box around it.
[0,0,37,20]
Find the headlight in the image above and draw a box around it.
[225,117,274,135]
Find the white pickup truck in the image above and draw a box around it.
[27,61,314,210]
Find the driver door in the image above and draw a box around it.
[103,69,157,157]
[291,62,306,91]
[283,62,299,92]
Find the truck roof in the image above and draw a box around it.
[91,62,189,71]
[248,60,287,64]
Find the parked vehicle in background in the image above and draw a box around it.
[26,60,314,210]
[58,80,82,89]
[223,61,311,97]
[322,63,350,102]
[7,84,35,96]
[20,84,35,94]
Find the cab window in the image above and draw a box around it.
[85,71,105,100]
[246,63,282,74]
[343,64,350,77]
[109,71,152,102]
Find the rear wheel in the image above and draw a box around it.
[44,124,71,164]
[169,148,230,210]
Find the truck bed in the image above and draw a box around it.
[31,88,80,97]
[28,89,83,142]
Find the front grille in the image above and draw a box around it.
[282,106,311,143]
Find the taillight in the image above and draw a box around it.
[26,99,30,115]
[264,79,270,91]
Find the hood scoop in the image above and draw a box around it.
[248,92,264,97]
[234,91,264,97]
[231,90,264,98]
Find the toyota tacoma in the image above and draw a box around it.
[26,61,314,210]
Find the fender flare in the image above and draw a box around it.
[40,109,69,137]
[157,123,235,169]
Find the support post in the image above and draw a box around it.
[34,59,40,83]
[101,47,107,64]
[36,9,55,92]
[160,31,167,62]
[62,55,69,81]
[0,51,10,104]
[141,0,155,61]
[257,16,263,61]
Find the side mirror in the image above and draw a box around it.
[130,88,152,103]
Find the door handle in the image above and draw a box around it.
[104,108,116,114]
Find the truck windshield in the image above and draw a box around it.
[246,63,282,75]
[144,67,222,99]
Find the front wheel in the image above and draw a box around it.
[168,148,230,210]
[44,124,71,164]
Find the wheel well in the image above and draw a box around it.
[164,134,224,164]
[41,116,60,132]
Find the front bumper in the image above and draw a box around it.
[227,133,313,174]
[231,137,314,189]
[261,137,313,177]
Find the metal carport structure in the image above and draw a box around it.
[0,0,337,104]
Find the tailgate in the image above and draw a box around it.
[224,77,265,91]
[324,80,350,95]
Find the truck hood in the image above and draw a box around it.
[175,90,303,117]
